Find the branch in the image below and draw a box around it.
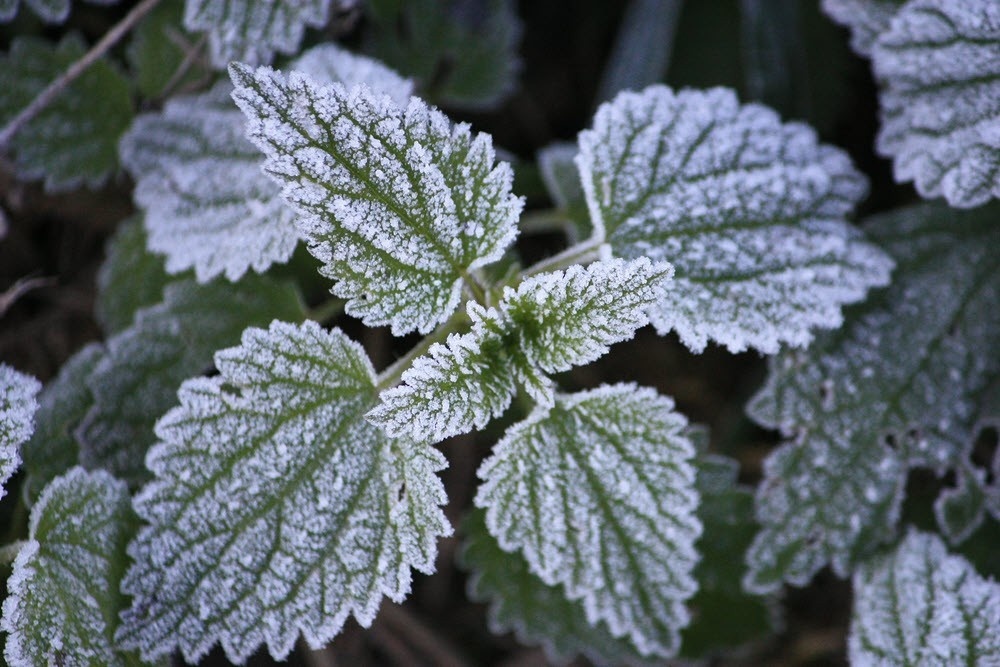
[0,0,163,152]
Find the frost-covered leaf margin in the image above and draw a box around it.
[576,84,892,353]
[0,364,40,498]
[230,61,522,334]
[117,321,451,663]
[476,384,701,658]
[1,467,138,667]
[850,530,1000,664]
[871,0,1000,207]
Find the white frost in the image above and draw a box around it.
[475,384,701,658]
[872,0,1000,207]
[0,364,40,499]
[850,530,1000,665]
[117,321,451,664]
[230,62,522,335]
[577,85,893,354]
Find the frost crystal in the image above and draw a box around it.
[184,0,331,67]
[77,276,305,485]
[577,85,892,353]
[821,0,904,55]
[230,62,522,334]
[1,467,137,667]
[117,321,451,664]
[0,364,40,499]
[745,202,1000,592]
[368,258,672,442]
[121,43,411,283]
[850,531,1000,665]
[476,384,700,658]
[872,0,1000,207]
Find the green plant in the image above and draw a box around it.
[0,0,998,665]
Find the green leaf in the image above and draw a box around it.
[120,44,412,283]
[77,275,306,485]
[820,0,904,55]
[368,257,672,442]
[230,61,522,335]
[366,0,521,110]
[745,202,1000,592]
[183,0,331,67]
[850,530,1000,665]
[576,85,893,353]
[461,509,652,667]
[20,344,103,504]
[0,35,133,192]
[117,321,451,663]
[0,364,40,498]
[681,453,777,658]
[475,384,701,658]
[536,143,592,242]
[0,467,140,667]
[0,0,117,24]
[871,0,1000,207]
[126,0,204,98]
[95,217,171,334]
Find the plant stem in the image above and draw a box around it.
[520,235,606,277]
[0,0,164,152]
[518,207,571,234]
[306,298,346,325]
[376,308,470,392]
[376,604,468,667]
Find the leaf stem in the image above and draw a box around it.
[520,236,607,277]
[306,298,346,325]
[376,308,470,392]
[0,0,164,152]
[518,207,572,234]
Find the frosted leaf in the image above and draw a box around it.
[576,85,892,354]
[368,258,672,442]
[460,509,652,667]
[95,217,170,334]
[934,461,988,545]
[820,0,904,55]
[20,344,103,504]
[850,530,1000,665]
[745,202,1000,592]
[0,35,133,192]
[230,63,522,335]
[77,275,305,485]
[0,0,117,24]
[117,321,451,664]
[184,0,331,68]
[365,0,521,110]
[0,365,40,499]
[1,467,138,667]
[872,0,1000,207]
[475,384,701,658]
[121,45,411,283]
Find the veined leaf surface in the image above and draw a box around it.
[368,258,672,442]
[184,0,331,67]
[230,62,522,334]
[476,384,700,658]
[77,275,305,485]
[577,85,892,353]
[1,468,140,667]
[850,530,1000,665]
[117,321,450,663]
[821,0,904,55]
[0,364,40,498]
[746,202,1000,592]
[872,0,1000,207]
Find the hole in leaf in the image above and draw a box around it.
[972,425,998,486]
